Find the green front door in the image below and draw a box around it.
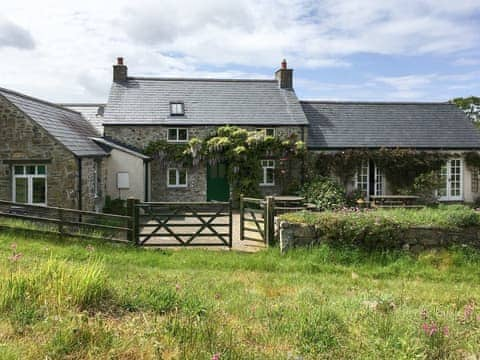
[207,163,230,202]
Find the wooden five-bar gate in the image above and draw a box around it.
[130,200,233,248]
[239,195,274,246]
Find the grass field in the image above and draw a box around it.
[0,229,479,359]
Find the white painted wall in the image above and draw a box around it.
[105,149,145,201]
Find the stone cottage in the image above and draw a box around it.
[1,58,480,210]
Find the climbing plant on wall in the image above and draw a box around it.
[307,148,452,193]
[144,126,306,199]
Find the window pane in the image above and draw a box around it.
[15,178,28,203]
[26,166,35,175]
[266,168,274,184]
[170,103,184,115]
[178,129,188,141]
[178,170,187,185]
[32,178,46,203]
[168,169,177,185]
[14,166,24,175]
[37,165,46,175]
[168,128,177,141]
[265,128,275,137]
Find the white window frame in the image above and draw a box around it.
[167,128,189,143]
[256,128,276,137]
[170,102,184,116]
[167,168,188,188]
[374,164,385,196]
[12,164,47,205]
[355,161,369,197]
[260,160,275,186]
[438,159,463,201]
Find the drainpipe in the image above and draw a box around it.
[301,125,306,185]
[77,157,82,210]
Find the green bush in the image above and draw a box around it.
[301,177,346,210]
[281,206,480,249]
[399,171,442,204]
[103,196,127,216]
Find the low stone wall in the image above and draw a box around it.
[279,221,480,253]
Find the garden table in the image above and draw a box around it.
[370,195,422,208]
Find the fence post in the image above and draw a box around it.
[239,194,244,241]
[58,208,64,238]
[228,199,233,249]
[265,196,274,247]
[127,198,139,245]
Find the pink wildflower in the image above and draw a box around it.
[422,323,429,335]
[463,302,475,321]
[422,322,439,337]
[443,326,449,337]
[9,253,23,262]
[212,353,221,360]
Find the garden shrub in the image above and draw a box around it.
[399,171,442,205]
[301,177,346,210]
[103,196,127,216]
[281,207,480,249]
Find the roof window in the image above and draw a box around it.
[170,102,185,116]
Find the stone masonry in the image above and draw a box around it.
[0,96,102,211]
[104,125,305,201]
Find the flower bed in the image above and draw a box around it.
[279,206,480,252]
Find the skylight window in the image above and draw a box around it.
[170,102,185,116]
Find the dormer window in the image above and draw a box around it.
[170,102,184,116]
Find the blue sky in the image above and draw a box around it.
[0,0,479,102]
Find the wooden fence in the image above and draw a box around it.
[132,200,233,248]
[0,200,132,243]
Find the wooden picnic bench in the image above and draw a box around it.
[370,195,424,208]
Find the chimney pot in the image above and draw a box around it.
[275,59,293,89]
[113,57,128,82]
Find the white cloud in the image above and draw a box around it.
[0,0,479,101]
[0,17,35,49]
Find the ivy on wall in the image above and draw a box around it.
[144,126,306,199]
[306,148,460,193]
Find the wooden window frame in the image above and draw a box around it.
[260,160,275,186]
[12,164,47,205]
[167,168,188,188]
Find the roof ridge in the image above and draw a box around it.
[300,100,451,105]
[127,76,277,83]
[0,86,82,115]
[59,103,106,107]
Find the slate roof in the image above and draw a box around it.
[61,103,105,135]
[91,137,150,160]
[103,77,308,126]
[0,87,107,157]
[302,101,480,149]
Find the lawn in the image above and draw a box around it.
[0,229,479,359]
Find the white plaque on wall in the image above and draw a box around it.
[117,172,130,189]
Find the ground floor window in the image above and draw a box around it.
[260,160,275,186]
[13,165,47,205]
[167,168,187,188]
[256,128,276,137]
[438,159,463,201]
[354,161,384,197]
[472,167,480,193]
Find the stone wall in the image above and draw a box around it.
[104,125,305,201]
[279,220,480,253]
[0,96,79,209]
[80,157,107,211]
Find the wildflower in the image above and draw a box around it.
[212,353,221,360]
[443,326,449,337]
[10,243,17,251]
[9,253,23,262]
[175,284,181,291]
[421,322,438,337]
[464,302,474,320]
[86,245,95,252]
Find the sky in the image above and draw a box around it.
[0,0,480,103]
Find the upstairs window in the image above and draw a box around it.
[13,164,47,205]
[170,102,184,116]
[256,128,276,137]
[167,128,188,142]
[260,160,275,186]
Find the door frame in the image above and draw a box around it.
[439,159,464,201]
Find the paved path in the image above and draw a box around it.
[139,212,266,252]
